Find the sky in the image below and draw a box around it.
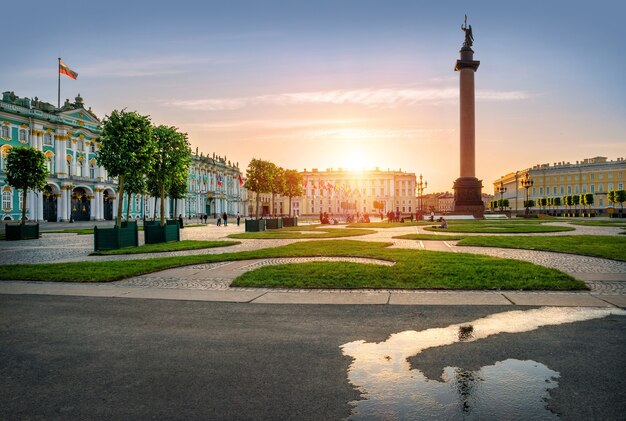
[3,0,625,192]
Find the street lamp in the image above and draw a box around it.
[497,181,507,212]
[521,173,534,215]
[416,174,428,216]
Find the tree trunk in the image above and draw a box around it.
[126,191,131,221]
[173,199,178,220]
[21,188,27,225]
[256,191,260,220]
[153,196,157,220]
[271,193,275,217]
[116,175,125,228]
[160,184,166,226]
[289,196,292,216]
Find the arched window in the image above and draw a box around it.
[45,156,53,173]
[89,163,95,179]
[2,188,12,211]
[19,129,28,144]
[44,133,53,145]
[89,142,95,153]
[76,158,84,177]
[67,158,72,176]
[77,139,84,152]
[0,125,9,139]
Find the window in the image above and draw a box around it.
[567,175,572,181]
[18,192,24,211]
[590,173,595,180]
[89,164,95,179]
[598,184,603,192]
[539,187,543,196]
[67,159,72,176]
[46,157,53,173]
[77,140,84,152]
[599,173,603,180]
[582,174,587,181]
[44,133,53,145]
[619,183,624,190]
[608,172,614,179]
[567,186,571,194]
[135,195,141,212]
[19,129,28,144]
[590,184,595,193]
[2,189,12,210]
[0,125,9,138]
[90,142,95,153]
[532,187,536,196]
[608,183,614,191]
[575,185,579,194]
[560,186,564,195]
[582,185,587,193]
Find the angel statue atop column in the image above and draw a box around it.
[461,14,474,48]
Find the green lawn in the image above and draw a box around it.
[393,234,466,241]
[457,235,626,262]
[0,240,585,290]
[423,222,574,233]
[228,226,375,239]
[347,221,431,229]
[91,240,240,255]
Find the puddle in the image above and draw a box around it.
[341,307,625,420]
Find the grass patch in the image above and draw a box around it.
[458,235,626,262]
[393,234,466,241]
[0,240,585,290]
[228,226,375,239]
[569,220,626,227]
[423,222,574,233]
[44,228,95,235]
[91,240,240,255]
[347,221,431,229]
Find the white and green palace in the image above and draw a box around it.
[0,91,248,222]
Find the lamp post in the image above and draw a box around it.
[497,181,507,212]
[416,174,428,216]
[521,173,534,215]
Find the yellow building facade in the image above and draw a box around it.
[292,168,417,217]
[493,156,626,214]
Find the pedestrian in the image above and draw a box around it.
[236,212,241,226]
[178,214,184,228]
[223,212,228,226]
[217,215,221,226]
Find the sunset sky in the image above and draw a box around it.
[3,0,625,192]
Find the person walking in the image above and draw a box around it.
[236,212,241,226]
[223,212,228,226]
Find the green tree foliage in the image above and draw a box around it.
[5,147,48,224]
[97,110,155,227]
[270,164,285,216]
[583,193,594,212]
[572,194,580,212]
[244,158,275,219]
[283,169,304,216]
[615,190,626,210]
[146,125,191,226]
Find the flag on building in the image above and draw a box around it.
[238,175,243,186]
[59,59,78,80]
[217,174,223,186]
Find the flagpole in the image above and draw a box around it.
[57,58,61,109]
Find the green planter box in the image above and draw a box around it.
[122,220,138,229]
[245,219,266,232]
[5,223,39,241]
[265,218,283,229]
[282,217,298,227]
[143,220,159,226]
[94,225,139,251]
[144,223,180,244]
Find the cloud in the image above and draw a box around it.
[167,87,531,111]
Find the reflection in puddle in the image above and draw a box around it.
[341,307,625,420]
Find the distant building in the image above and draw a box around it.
[294,168,417,216]
[493,157,626,214]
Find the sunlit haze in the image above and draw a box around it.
[4,0,624,192]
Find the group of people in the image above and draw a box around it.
[194,213,242,226]
[386,210,415,223]
[321,212,370,224]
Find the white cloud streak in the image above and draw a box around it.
[168,87,530,111]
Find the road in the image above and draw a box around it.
[1,295,624,420]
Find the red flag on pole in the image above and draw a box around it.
[59,59,78,79]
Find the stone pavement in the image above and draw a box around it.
[0,220,624,307]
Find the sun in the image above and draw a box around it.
[341,149,371,171]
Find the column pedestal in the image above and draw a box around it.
[452,176,484,217]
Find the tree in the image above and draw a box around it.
[283,169,304,216]
[169,172,189,219]
[615,190,626,212]
[146,125,191,226]
[97,110,155,227]
[244,158,274,219]
[572,194,580,214]
[552,197,561,212]
[123,173,146,221]
[581,193,593,213]
[5,147,48,224]
[270,165,285,216]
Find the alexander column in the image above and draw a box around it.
[453,16,484,216]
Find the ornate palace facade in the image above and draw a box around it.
[493,157,626,214]
[0,91,246,222]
